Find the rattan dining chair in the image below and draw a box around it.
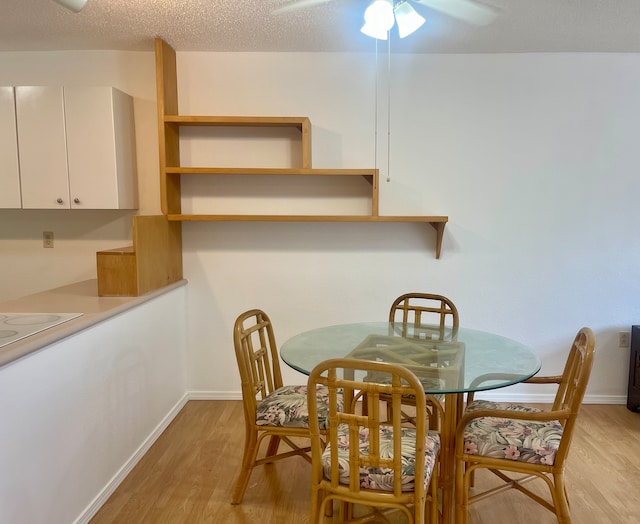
[389,293,459,341]
[307,358,442,524]
[231,308,337,505]
[454,327,596,524]
[384,292,460,430]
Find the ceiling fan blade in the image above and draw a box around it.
[52,0,88,12]
[412,0,499,26]
[272,0,337,15]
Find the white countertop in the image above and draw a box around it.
[0,278,187,368]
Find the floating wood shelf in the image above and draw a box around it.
[167,215,446,222]
[164,115,311,129]
[164,168,376,177]
[168,214,447,258]
[154,37,448,259]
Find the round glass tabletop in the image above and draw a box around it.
[280,322,541,394]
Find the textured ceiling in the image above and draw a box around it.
[2,0,640,54]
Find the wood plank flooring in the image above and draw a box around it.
[90,401,640,524]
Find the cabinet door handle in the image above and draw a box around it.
[56,198,64,205]
[73,198,80,204]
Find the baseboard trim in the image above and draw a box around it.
[188,390,242,401]
[73,392,190,524]
[582,394,627,405]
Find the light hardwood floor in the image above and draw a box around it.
[90,401,640,524]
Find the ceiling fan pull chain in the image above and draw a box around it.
[374,38,379,175]
[386,34,391,183]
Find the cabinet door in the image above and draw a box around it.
[0,87,21,208]
[15,86,70,209]
[64,86,138,209]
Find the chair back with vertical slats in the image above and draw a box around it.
[390,292,459,341]
[234,309,283,422]
[549,327,595,464]
[307,358,441,523]
[455,327,596,524]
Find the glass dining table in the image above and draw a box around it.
[280,321,541,524]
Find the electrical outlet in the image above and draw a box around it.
[43,231,54,248]
[619,331,630,348]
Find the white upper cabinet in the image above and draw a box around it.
[0,87,21,208]
[64,86,138,209]
[14,86,138,210]
[15,86,69,209]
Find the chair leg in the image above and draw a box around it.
[430,465,440,524]
[231,427,259,504]
[266,435,281,457]
[361,392,369,416]
[468,463,476,487]
[553,473,572,524]
[427,403,440,432]
[414,494,425,524]
[455,458,469,524]
[309,487,321,524]
[341,501,353,521]
[325,496,333,518]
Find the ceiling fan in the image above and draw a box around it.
[273,0,499,35]
[52,0,89,12]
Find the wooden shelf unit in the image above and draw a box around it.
[96,215,183,297]
[155,37,448,259]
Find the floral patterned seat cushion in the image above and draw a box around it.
[322,424,440,492]
[256,385,341,429]
[463,399,562,465]
[465,399,543,414]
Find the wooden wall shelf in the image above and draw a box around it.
[164,168,375,176]
[154,37,448,259]
[164,115,311,129]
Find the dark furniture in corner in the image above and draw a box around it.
[628,325,640,412]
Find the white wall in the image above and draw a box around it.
[0,49,638,403]
[0,51,159,301]
[0,285,188,524]
[178,51,640,403]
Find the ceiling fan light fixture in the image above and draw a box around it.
[394,1,426,38]
[361,22,389,40]
[361,0,395,40]
[52,0,88,13]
